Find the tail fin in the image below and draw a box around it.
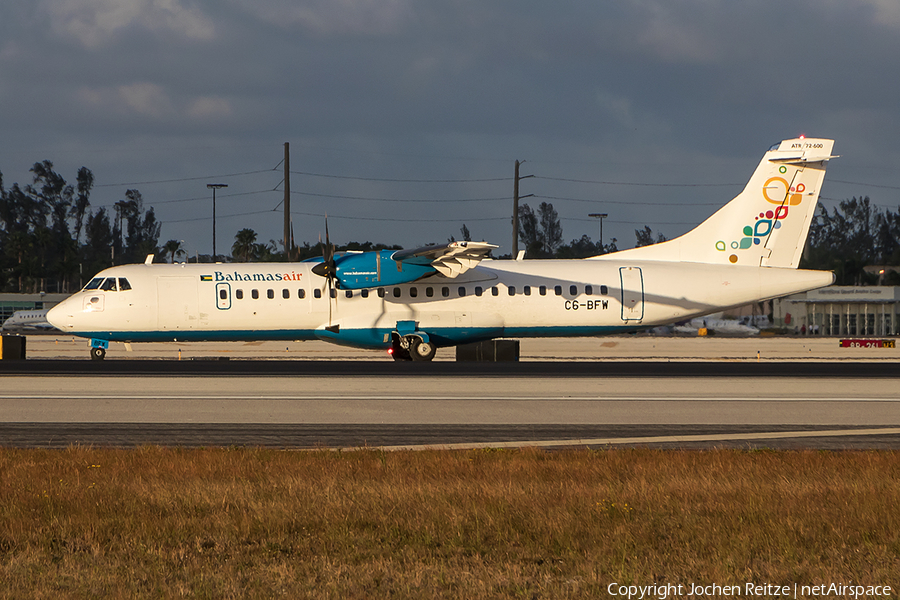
[602,137,837,268]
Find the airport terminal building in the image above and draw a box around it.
[774,286,900,336]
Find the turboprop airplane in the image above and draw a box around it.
[47,137,837,361]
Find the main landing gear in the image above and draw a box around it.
[391,334,437,362]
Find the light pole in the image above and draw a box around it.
[589,213,608,251]
[207,183,228,261]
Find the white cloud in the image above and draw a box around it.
[860,0,900,28]
[632,0,722,64]
[594,91,635,128]
[233,0,412,35]
[117,82,175,118]
[40,0,215,48]
[187,96,233,119]
[76,83,232,123]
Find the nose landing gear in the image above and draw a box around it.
[89,339,109,361]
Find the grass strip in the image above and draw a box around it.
[0,447,898,598]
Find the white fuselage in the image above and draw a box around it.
[47,258,833,349]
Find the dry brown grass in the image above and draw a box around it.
[0,447,898,599]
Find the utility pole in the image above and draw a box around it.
[207,183,228,261]
[283,142,291,261]
[512,160,533,257]
[589,213,608,252]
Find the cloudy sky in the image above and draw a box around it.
[1,0,898,258]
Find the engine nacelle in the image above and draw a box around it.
[334,250,436,289]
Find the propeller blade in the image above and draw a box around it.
[316,216,340,333]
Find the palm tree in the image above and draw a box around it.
[232,228,258,262]
[162,239,182,263]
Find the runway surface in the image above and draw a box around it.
[2,359,898,449]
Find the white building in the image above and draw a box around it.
[774,287,899,336]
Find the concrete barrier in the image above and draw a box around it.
[456,340,520,362]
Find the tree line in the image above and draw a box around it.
[1,160,898,292]
[0,162,160,293]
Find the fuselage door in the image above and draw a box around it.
[619,266,644,322]
[157,276,199,330]
[216,282,231,310]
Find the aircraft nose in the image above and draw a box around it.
[46,300,72,331]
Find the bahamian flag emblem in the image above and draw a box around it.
[200,275,213,282]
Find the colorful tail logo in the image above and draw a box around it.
[716,166,804,263]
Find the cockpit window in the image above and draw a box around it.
[118,278,132,291]
[83,277,104,291]
[100,278,118,291]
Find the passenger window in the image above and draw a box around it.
[219,289,227,300]
[100,278,117,291]
[267,289,274,299]
[410,287,418,298]
[539,285,546,296]
[361,289,369,298]
[252,289,259,299]
[84,277,103,291]
[554,285,562,296]
[600,285,608,295]
[377,288,385,298]
[569,285,578,296]
[585,285,593,295]
[314,289,321,299]
[458,287,466,297]
[523,285,531,296]
[283,289,290,299]
[508,286,516,296]
[426,287,434,297]
[442,287,450,297]
[330,289,337,299]
[475,286,483,297]
[492,287,499,296]
[345,290,353,298]
[118,278,132,291]
[393,287,401,298]
[297,289,305,299]
[236,289,243,300]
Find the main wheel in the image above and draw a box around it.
[90,347,106,361]
[409,337,436,362]
[391,347,411,361]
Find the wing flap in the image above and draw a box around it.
[392,241,497,279]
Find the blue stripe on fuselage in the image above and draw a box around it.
[72,325,641,349]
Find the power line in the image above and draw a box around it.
[564,217,700,226]
[294,170,510,183]
[163,209,275,224]
[288,211,508,223]
[534,175,741,187]
[533,194,720,206]
[161,209,508,225]
[828,179,900,191]
[289,190,507,203]
[95,169,276,188]
[95,189,274,207]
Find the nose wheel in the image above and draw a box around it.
[90,347,106,360]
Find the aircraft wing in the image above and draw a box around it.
[391,241,497,278]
